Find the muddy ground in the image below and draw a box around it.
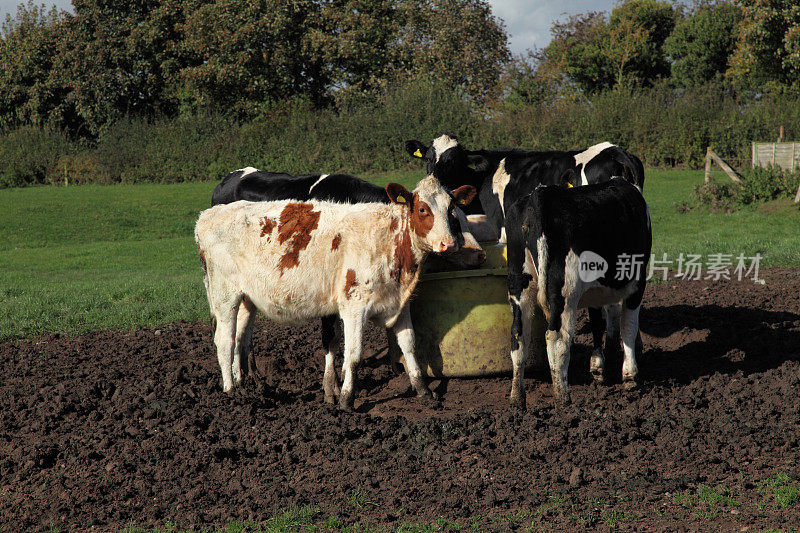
[1,268,800,531]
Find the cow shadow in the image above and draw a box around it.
[636,304,799,385]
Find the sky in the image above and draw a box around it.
[0,0,616,55]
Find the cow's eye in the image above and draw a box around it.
[419,207,427,214]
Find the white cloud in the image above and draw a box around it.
[487,0,615,55]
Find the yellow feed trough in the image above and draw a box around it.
[407,244,547,378]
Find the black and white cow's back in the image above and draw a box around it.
[211,167,387,206]
[504,178,652,408]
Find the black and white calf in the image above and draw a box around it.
[504,178,651,408]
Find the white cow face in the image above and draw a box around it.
[385,176,477,254]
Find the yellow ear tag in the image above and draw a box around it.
[413,149,422,158]
[396,195,406,203]
[567,182,574,188]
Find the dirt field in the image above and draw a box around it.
[2,268,799,531]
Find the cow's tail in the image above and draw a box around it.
[609,147,645,190]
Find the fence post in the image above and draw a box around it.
[705,148,742,184]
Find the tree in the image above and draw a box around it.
[728,0,800,90]
[395,0,509,105]
[665,2,743,87]
[608,0,677,85]
[179,0,327,114]
[541,0,676,94]
[0,2,68,130]
[543,12,615,93]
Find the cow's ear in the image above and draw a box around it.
[560,168,578,188]
[404,140,426,159]
[466,154,488,171]
[386,183,412,206]
[452,185,477,206]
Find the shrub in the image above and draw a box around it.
[691,181,739,212]
[687,165,799,212]
[54,152,109,185]
[738,165,800,205]
[0,126,74,187]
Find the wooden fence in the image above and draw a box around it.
[751,142,800,171]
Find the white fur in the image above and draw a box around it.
[574,142,614,185]
[432,135,458,162]
[235,166,259,176]
[308,174,330,193]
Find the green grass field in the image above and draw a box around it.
[1,169,798,340]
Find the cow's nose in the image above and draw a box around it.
[438,240,456,253]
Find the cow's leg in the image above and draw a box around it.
[545,275,578,405]
[321,315,342,404]
[386,328,404,375]
[234,296,257,382]
[393,305,432,398]
[620,304,641,388]
[603,303,621,359]
[339,309,366,411]
[588,307,606,383]
[212,295,241,393]
[509,289,535,410]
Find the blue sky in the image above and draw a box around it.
[0,0,616,54]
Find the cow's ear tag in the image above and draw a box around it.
[396,195,406,203]
[567,182,574,188]
[413,149,422,158]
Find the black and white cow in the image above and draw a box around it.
[210,166,485,383]
[504,178,652,408]
[404,135,645,241]
[405,135,646,368]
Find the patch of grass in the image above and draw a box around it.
[673,485,740,519]
[759,472,800,509]
[1,169,799,340]
[346,489,380,509]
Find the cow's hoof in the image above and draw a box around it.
[415,387,433,399]
[338,391,355,411]
[590,367,605,384]
[510,395,527,411]
[623,379,638,391]
[554,392,571,406]
[391,361,405,375]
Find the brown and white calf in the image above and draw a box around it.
[195,177,476,410]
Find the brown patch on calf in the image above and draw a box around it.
[331,233,342,251]
[198,248,208,276]
[392,221,418,283]
[276,203,320,273]
[410,193,434,238]
[260,217,277,239]
[344,269,358,298]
